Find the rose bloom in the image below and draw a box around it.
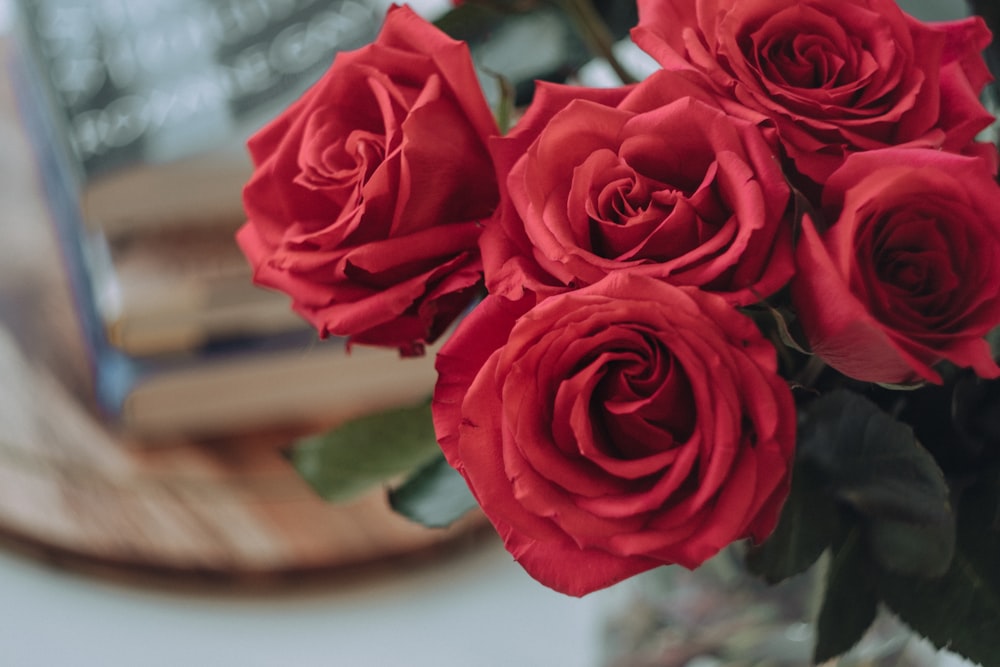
[433,273,797,596]
[632,0,996,183]
[238,5,499,354]
[484,69,794,307]
[792,148,1000,385]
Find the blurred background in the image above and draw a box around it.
[0,1,622,666]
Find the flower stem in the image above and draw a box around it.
[794,354,827,391]
[557,0,637,84]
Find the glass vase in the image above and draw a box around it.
[598,548,975,667]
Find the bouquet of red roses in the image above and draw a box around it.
[237,0,1000,663]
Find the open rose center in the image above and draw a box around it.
[747,7,856,88]
[341,129,387,185]
[294,114,390,215]
[593,331,696,460]
[581,151,680,219]
[864,209,961,326]
[764,34,848,89]
[597,174,655,222]
[741,3,887,113]
[296,69,417,197]
[573,145,723,261]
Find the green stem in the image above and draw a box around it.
[557,0,637,85]
[795,354,828,391]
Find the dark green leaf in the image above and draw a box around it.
[433,3,499,41]
[814,530,879,664]
[798,390,955,577]
[867,518,954,578]
[290,400,441,503]
[879,471,1000,666]
[987,324,1000,362]
[745,465,840,583]
[389,454,478,528]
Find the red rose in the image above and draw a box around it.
[633,0,996,183]
[484,70,794,307]
[792,148,1000,384]
[238,5,499,354]
[433,273,797,596]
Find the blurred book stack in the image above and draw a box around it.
[7,0,441,441]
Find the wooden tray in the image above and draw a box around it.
[0,43,481,583]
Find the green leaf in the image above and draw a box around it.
[814,529,880,664]
[879,470,1000,666]
[389,454,478,528]
[290,399,441,503]
[867,518,954,579]
[986,324,1000,361]
[745,464,840,583]
[433,3,504,41]
[798,390,956,577]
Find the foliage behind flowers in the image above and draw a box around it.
[238,0,1000,663]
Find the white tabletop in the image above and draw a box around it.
[0,535,619,667]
